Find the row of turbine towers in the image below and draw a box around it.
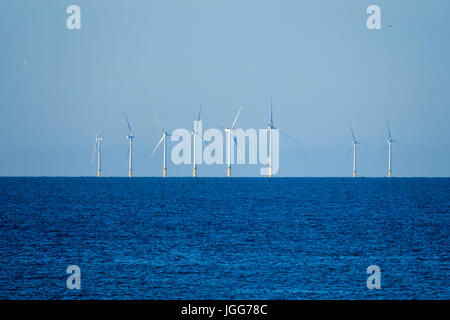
[348,119,398,178]
[91,100,399,178]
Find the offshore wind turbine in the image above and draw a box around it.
[348,122,361,177]
[223,106,243,177]
[266,97,297,177]
[191,106,202,177]
[150,111,173,177]
[91,131,104,177]
[125,114,134,177]
[385,119,398,178]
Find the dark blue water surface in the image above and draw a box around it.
[0,177,448,299]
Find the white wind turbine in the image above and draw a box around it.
[385,118,399,178]
[223,106,243,177]
[150,111,174,177]
[265,98,297,177]
[125,114,134,177]
[191,106,202,177]
[348,122,361,177]
[91,131,104,177]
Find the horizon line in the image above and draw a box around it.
[0,176,449,179]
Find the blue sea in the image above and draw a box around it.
[0,177,448,299]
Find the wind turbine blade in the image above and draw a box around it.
[150,135,164,157]
[270,97,273,127]
[385,118,392,139]
[232,135,238,146]
[348,122,356,141]
[153,111,164,132]
[194,105,202,132]
[279,129,299,144]
[231,105,243,129]
[378,144,388,159]
[125,114,133,135]
[344,146,353,163]
[197,105,202,122]
[231,131,244,161]
[91,140,98,164]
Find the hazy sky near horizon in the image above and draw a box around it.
[0,0,449,177]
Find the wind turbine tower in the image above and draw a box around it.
[223,106,243,177]
[265,98,297,177]
[125,114,134,177]
[385,119,398,178]
[348,122,360,177]
[267,98,276,177]
[92,131,104,177]
[191,106,202,177]
[151,111,173,177]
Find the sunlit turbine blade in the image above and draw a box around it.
[125,114,133,135]
[150,135,164,157]
[231,105,243,129]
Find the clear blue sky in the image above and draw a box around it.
[0,0,449,177]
